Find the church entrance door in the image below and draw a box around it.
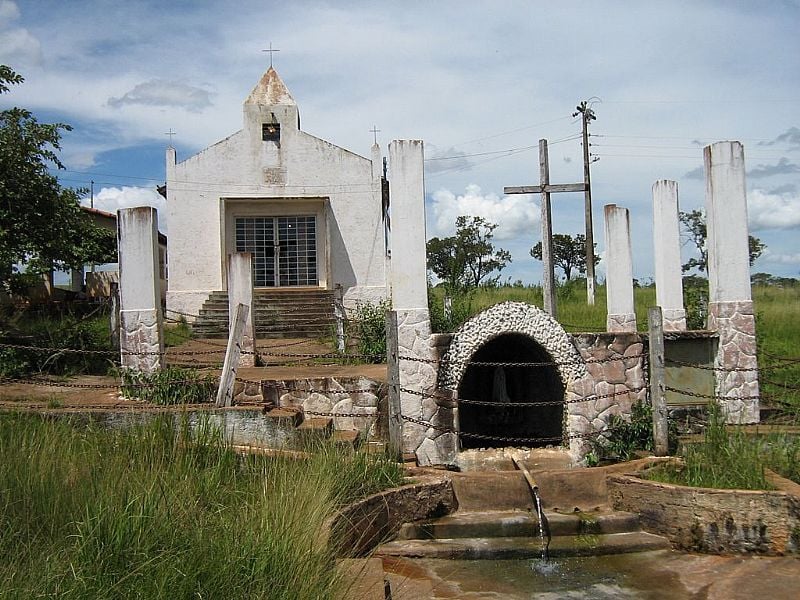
[234,215,318,287]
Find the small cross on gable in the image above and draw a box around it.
[262,42,280,68]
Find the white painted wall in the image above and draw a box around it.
[166,69,386,318]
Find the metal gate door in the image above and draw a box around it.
[235,216,317,287]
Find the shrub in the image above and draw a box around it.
[589,400,677,463]
[348,299,389,362]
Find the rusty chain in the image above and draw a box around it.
[664,385,762,402]
[398,413,624,444]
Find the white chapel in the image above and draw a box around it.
[165,67,388,319]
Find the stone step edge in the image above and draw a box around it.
[374,531,671,560]
[395,510,641,540]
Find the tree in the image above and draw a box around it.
[530,233,600,281]
[679,210,765,274]
[0,66,115,294]
[426,216,511,289]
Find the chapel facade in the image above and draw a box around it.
[165,67,387,319]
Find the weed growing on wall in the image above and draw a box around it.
[348,299,389,361]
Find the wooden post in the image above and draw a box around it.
[648,306,669,456]
[216,303,249,408]
[539,139,557,318]
[504,140,586,320]
[385,310,403,460]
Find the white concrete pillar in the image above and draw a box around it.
[118,207,163,373]
[652,180,686,331]
[604,204,636,332]
[227,252,256,367]
[704,141,759,423]
[388,140,437,461]
[389,140,428,310]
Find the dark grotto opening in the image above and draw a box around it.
[457,332,565,450]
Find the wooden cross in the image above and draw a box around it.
[164,128,176,145]
[504,138,587,319]
[370,125,381,145]
[262,42,280,67]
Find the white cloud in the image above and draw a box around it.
[0,0,19,24]
[83,186,166,231]
[428,184,539,241]
[760,248,800,265]
[0,1,40,67]
[748,189,800,230]
[108,79,213,112]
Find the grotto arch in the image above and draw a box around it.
[435,301,593,455]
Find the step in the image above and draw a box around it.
[374,531,670,560]
[332,429,361,450]
[297,417,333,442]
[395,510,641,540]
[264,407,304,428]
[336,558,387,600]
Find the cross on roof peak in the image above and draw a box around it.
[262,42,280,68]
[370,125,381,145]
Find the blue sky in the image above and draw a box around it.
[2,0,799,283]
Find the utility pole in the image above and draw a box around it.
[574,100,597,305]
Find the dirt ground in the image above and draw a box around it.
[0,337,387,410]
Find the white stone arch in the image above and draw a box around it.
[422,301,597,464]
[439,301,587,390]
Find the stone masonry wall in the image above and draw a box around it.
[608,473,800,555]
[572,332,647,419]
[261,377,383,435]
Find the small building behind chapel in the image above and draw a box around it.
[165,67,387,319]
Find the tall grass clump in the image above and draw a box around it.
[648,404,771,490]
[118,366,217,404]
[0,413,403,599]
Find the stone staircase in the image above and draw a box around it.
[191,289,337,338]
[373,470,670,560]
[262,406,369,451]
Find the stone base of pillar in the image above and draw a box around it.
[708,301,760,424]
[607,313,637,333]
[120,309,163,373]
[394,308,438,458]
[662,308,687,332]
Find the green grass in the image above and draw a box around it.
[754,284,800,411]
[0,413,403,599]
[163,318,194,347]
[118,366,218,405]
